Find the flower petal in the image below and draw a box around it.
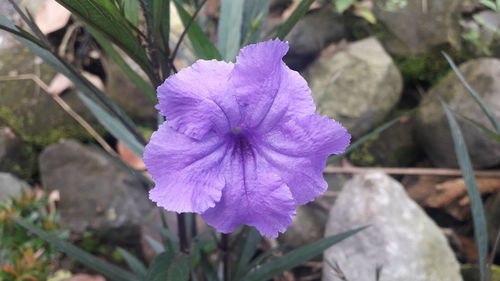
[257,114,350,204]
[143,123,229,213]
[232,39,315,131]
[201,137,295,238]
[156,60,239,140]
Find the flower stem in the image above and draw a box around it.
[221,233,231,281]
[177,213,189,252]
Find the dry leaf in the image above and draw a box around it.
[35,0,71,34]
[117,141,146,171]
[48,73,73,96]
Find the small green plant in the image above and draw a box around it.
[0,190,67,281]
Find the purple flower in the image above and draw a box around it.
[144,39,350,237]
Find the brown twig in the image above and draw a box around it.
[324,166,500,178]
[0,74,116,156]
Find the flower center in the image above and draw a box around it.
[231,127,241,134]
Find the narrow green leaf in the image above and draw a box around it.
[244,245,286,273]
[479,0,498,10]
[441,101,488,281]
[174,1,222,60]
[87,24,157,102]
[218,0,244,61]
[145,235,166,254]
[118,0,139,26]
[152,0,170,47]
[329,110,416,163]
[442,52,500,134]
[239,226,367,281]
[460,114,500,143]
[147,221,181,252]
[241,0,269,46]
[275,0,315,40]
[199,250,220,281]
[12,218,139,281]
[117,247,148,278]
[78,92,144,156]
[167,253,190,281]
[55,0,153,76]
[0,16,145,156]
[234,227,262,279]
[145,251,175,281]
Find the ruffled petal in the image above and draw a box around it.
[256,114,350,204]
[201,136,295,238]
[232,39,315,131]
[143,123,230,213]
[156,60,239,140]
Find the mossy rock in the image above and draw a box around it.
[461,264,500,281]
[0,46,101,147]
[0,127,37,181]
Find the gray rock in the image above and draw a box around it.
[415,58,500,168]
[281,203,329,249]
[0,172,30,202]
[39,140,153,239]
[306,37,402,139]
[322,173,462,281]
[283,7,345,70]
[0,126,37,180]
[373,0,462,55]
[0,46,100,146]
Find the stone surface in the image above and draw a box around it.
[306,37,402,139]
[0,126,37,180]
[0,172,30,202]
[348,117,419,167]
[281,203,328,249]
[0,46,99,146]
[415,58,500,168]
[39,140,152,239]
[283,7,345,70]
[373,0,462,55]
[322,173,462,281]
[485,193,500,256]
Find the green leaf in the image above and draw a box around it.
[117,247,148,278]
[145,235,166,254]
[87,24,157,102]
[239,226,366,281]
[0,16,145,156]
[441,101,488,281]
[479,0,498,10]
[234,227,262,279]
[241,0,270,46]
[335,0,356,13]
[145,252,190,281]
[152,0,170,48]
[218,0,244,61]
[459,114,500,143]
[118,0,139,26]
[329,110,416,163]
[55,0,153,76]
[174,1,222,60]
[442,52,500,134]
[199,250,220,281]
[275,0,315,40]
[12,217,139,281]
[77,92,144,156]
[145,252,175,281]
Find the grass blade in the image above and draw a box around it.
[174,0,222,60]
[459,114,500,143]
[441,101,488,281]
[117,247,148,278]
[239,226,366,281]
[218,0,244,61]
[442,52,500,134]
[145,251,174,281]
[234,227,262,279]
[241,0,269,46]
[275,0,315,40]
[12,217,139,281]
[55,0,153,77]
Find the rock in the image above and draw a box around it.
[0,46,99,146]
[348,116,419,167]
[373,0,462,55]
[415,58,500,168]
[0,126,37,180]
[322,173,462,281]
[0,172,30,202]
[105,59,156,126]
[280,203,328,249]
[283,7,345,70]
[39,140,152,240]
[306,37,403,139]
